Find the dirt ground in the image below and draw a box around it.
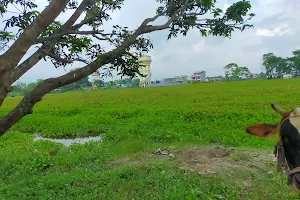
[111,146,278,176]
[180,146,277,175]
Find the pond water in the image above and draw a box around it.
[33,135,102,147]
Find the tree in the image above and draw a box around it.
[0,31,15,52]
[224,63,251,80]
[262,53,279,78]
[263,50,300,78]
[239,66,251,79]
[258,72,266,79]
[288,50,300,76]
[60,76,92,91]
[262,53,290,78]
[106,81,117,87]
[70,68,92,89]
[93,80,105,88]
[224,63,239,80]
[9,79,45,96]
[10,82,27,96]
[0,0,255,136]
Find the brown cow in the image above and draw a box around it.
[246,104,300,191]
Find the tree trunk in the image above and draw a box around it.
[0,22,149,136]
[0,95,38,135]
[0,82,12,107]
[4,0,93,88]
[0,52,113,135]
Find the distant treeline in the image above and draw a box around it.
[262,49,300,78]
[224,49,300,81]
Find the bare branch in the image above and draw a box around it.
[36,30,105,43]
[141,0,197,33]
[124,52,139,60]
[73,16,95,29]
[72,4,105,29]
[92,35,106,41]
[5,10,22,14]
[63,0,93,28]
[141,11,166,26]
[46,52,89,64]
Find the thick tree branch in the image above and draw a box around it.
[73,15,96,29]
[0,23,144,135]
[0,0,195,108]
[0,0,255,136]
[0,0,93,107]
[0,0,70,72]
[63,0,93,28]
[11,0,93,81]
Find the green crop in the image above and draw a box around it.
[1,78,300,199]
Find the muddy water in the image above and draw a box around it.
[33,135,102,147]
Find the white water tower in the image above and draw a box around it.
[138,55,152,87]
[91,71,100,89]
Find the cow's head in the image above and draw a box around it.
[246,104,300,191]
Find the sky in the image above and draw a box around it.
[2,0,299,83]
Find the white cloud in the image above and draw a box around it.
[223,1,231,11]
[192,40,206,53]
[256,24,291,37]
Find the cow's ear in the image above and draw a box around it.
[245,124,277,138]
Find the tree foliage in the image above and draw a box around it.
[60,68,92,91]
[0,0,255,136]
[262,50,300,79]
[224,62,251,80]
[10,79,43,97]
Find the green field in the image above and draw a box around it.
[1,79,300,199]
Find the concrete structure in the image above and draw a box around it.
[175,75,188,83]
[163,77,176,83]
[91,71,100,89]
[147,82,181,87]
[251,73,260,79]
[283,74,293,79]
[191,71,206,81]
[121,83,132,88]
[292,70,300,78]
[163,75,188,83]
[138,55,152,87]
[208,77,224,82]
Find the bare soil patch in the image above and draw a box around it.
[180,146,277,175]
[110,146,278,178]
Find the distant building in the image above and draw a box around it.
[147,82,181,87]
[207,76,225,82]
[162,75,187,83]
[191,71,206,81]
[121,83,132,88]
[292,70,300,78]
[251,73,260,79]
[283,74,292,79]
[174,75,188,83]
[163,77,177,83]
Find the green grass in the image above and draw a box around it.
[1,79,300,199]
